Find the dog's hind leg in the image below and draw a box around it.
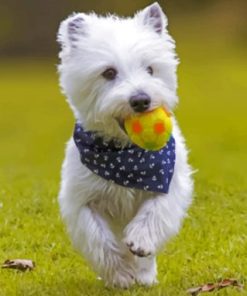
[134,256,158,286]
[67,205,135,288]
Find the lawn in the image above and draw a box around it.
[0,41,246,295]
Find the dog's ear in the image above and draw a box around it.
[136,2,168,35]
[57,13,87,50]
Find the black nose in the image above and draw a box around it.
[129,92,151,113]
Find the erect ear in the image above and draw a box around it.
[136,2,167,35]
[57,13,87,49]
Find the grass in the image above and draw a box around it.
[0,40,247,295]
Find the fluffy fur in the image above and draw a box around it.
[57,2,193,288]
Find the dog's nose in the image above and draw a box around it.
[129,92,151,113]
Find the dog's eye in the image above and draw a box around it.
[102,68,118,81]
[146,66,153,76]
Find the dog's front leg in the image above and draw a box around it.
[69,205,135,288]
[123,193,184,257]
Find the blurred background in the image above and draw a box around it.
[1,0,247,56]
[0,0,247,56]
[0,0,246,184]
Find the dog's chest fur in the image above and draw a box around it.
[89,184,154,224]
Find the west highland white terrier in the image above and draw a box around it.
[57,2,193,288]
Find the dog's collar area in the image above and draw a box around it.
[73,123,176,194]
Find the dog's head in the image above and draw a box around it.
[57,2,178,142]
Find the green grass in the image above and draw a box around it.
[0,41,247,296]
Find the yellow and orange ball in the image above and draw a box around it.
[124,107,172,151]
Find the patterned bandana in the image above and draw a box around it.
[73,123,176,194]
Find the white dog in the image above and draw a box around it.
[57,2,193,288]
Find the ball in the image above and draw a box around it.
[124,107,172,151]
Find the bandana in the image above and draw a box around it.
[73,123,176,194]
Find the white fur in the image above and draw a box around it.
[57,2,193,288]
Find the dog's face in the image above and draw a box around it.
[57,2,178,141]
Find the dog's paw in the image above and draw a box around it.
[136,272,158,286]
[105,268,135,289]
[123,225,156,257]
[102,253,135,289]
[126,242,153,257]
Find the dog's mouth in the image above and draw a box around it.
[117,118,127,134]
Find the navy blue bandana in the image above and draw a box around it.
[73,123,176,194]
